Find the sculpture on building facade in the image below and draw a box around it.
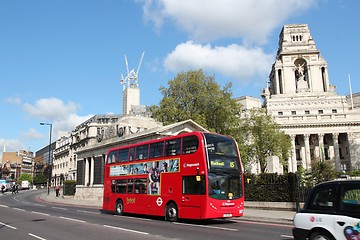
[295,62,310,92]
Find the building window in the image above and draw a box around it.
[305,110,310,115]
[278,111,283,116]
[292,35,303,42]
[291,111,297,115]
[332,109,337,113]
[318,110,324,114]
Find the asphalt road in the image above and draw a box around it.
[0,190,294,240]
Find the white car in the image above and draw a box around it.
[293,180,360,240]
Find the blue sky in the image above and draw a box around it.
[1,0,359,159]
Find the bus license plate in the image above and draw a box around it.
[223,214,232,218]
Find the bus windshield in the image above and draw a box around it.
[204,133,242,200]
[204,133,240,170]
[208,172,242,200]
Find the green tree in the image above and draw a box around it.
[18,173,32,183]
[306,160,337,184]
[149,69,242,135]
[33,173,47,184]
[238,109,292,173]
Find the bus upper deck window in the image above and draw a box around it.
[182,136,199,154]
[136,145,149,160]
[129,147,135,161]
[150,142,164,158]
[107,151,118,164]
[165,138,181,156]
[118,148,129,162]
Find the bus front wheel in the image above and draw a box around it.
[115,199,124,215]
[165,203,178,222]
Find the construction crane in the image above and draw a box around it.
[120,51,145,90]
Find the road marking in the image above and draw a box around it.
[29,233,47,240]
[77,210,100,214]
[281,235,294,239]
[59,216,86,223]
[33,203,46,207]
[113,215,150,221]
[235,219,293,228]
[31,211,50,216]
[0,221,17,229]
[12,207,26,211]
[0,204,9,208]
[52,207,68,211]
[173,222,238,232]
[103,224,149,235]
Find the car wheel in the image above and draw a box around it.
[309,230,335,240]
[165,203,178,222]
[115,199,124,215]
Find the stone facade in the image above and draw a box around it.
[259,24,360,173]
[53,133,76,186]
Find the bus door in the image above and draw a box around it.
[180,175,206,219]
[127,178,147,214]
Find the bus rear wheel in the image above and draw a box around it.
[165,203,178,222]
[115,199,124,215]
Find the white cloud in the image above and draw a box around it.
[142,0,316,84]
[21,128,44,140]
[164,41,274,83]
[4,96,22,105]
[142,0,315,43]
[22,98,93,140]
[23,98,78,121]
[0,138,23,153]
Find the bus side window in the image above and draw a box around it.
[165,138,181,156]
[116,179,127,194]
[134,178,147,194]
[127,179,134,194]
[182,176,205,195]
[129,147,135,161]
[107,151,118,164]
[136,145,149,160]
[182,136,199,154]
[150,142,164,158]
[118,148,129,162]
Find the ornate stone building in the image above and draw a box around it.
[261,24,360,173]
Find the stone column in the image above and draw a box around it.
[324,67,330,92]
[90,156,95,186]
[318,133,324,161]
[332,133,340,171]
[84,157,89,186]
[290,135,297,172]
[307,65,312,90]
[304,134,311,170]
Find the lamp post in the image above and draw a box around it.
[40,122,52,195]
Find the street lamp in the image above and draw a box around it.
[40,122,52,194]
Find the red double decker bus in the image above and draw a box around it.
[102,131,244,221]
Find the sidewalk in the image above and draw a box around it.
[38,190,295,225]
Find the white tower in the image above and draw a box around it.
[261,24,357,173]
[120,52,144,115]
